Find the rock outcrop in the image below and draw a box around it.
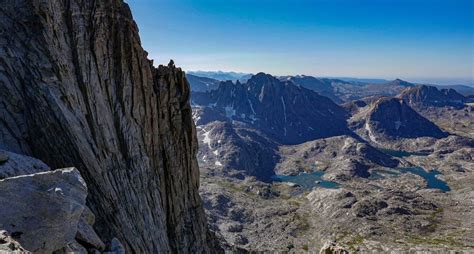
[319,242,348,254]
[0,150,50,179]
[0,167,87,253]
[350,97,447,141]
[0,0,214,253]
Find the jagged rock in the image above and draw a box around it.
[54,240,88,254]
[0,230,28,253]
[0,168,87,253]
[0,0,214,252]
[319,242,348,254]
[76,218,106,251]
[193,73,350,145]
[80,206,97,228]
[0,150,50,179]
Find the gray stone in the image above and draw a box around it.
[0,168,87,253]
[76,218,106,251]
[319,242,348,254]
[0,1,216,253]
[0,152,9,164]
[107,238,125,254]
[0,150,50,179]
[53,240,87,254]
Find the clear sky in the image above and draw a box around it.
[126,0,473,85]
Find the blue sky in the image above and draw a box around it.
[126,0,473,85]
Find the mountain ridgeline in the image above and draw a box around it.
[192,73,350,145]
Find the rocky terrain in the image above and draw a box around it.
[1,0,473,253]
[0,0,218,253]
[193,73,474,252]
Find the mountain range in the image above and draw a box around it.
[1,1,473,253]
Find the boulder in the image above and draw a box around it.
[0,168,87,253]
[0,150,50,179]
[319,241,349,254]
[76,218,106,251]
[0,230,28,253]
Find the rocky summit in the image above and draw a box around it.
[0,0,217,253]
[350,97,447,144]
[193,73,350,144]
[398,85,468,109]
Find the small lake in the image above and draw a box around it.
[272,172,340,190]
[379,149,430,158]
[371,167,450,192]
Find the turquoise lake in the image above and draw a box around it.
[371,167,450,192]
[271,172,340,190]
[379,149,430,158]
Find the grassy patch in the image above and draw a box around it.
[346,235,365,251]
[294,213,311,236]
[302,244,309,251]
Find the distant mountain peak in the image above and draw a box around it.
[397,85,467,108]
[386,79,415,87]
[192,73,350,144]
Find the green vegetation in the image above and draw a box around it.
[346,235,365,251]
[302,244,309,251]
[294,213,311,236]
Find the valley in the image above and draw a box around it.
[190,72,474,252]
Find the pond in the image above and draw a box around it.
[379,148,430,158]
[371,167,450,192]
[271,171,340,190]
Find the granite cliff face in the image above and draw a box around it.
[0,0,214,253]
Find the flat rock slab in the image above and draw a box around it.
[0,168,87,253]
[0,150,50,179]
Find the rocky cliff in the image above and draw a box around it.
[192,73,350,144]
[0,0,214,253]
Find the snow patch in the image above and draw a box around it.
[225,106,236,119]
[365,122,380,144]
[281,96,288,136]
[394,121,402,130]
[203,129,213,149]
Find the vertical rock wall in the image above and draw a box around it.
[0,0,212,252]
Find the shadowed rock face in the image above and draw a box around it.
[193,73,350,145]
[366,98,447,139]
[0,0,213,253]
